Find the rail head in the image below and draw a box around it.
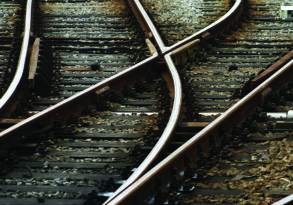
[0,0,33,115]
[0,0,243,203]
[104,54,182,204]
[108,59,293,204]
[0,3,182,203]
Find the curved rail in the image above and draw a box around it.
[104,0,183,203]
[107,58,293,204]
[131,0,244,55]
[0,0,33,115]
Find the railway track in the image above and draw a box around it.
[0,0,181,204]
[0,0,291,204]
[104,0,293,204]
[164,0,293,157]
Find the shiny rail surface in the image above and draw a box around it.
[0,2,22,99]
[128,0,166,52]
[111,1,291,195]
[0,0,158,141]
[140,0,230,46]
[0,0,32,115]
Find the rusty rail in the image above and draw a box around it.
[130,0,244,56]
[107,55,293,204]
[0,0,33,115]
[104,54,182,204]
[251,51,293,85]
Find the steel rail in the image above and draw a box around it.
[0,0,240,203]
[0,0,167,143]
[130,0,243,54]
[0,0,33,114]
[108,59,293,204]
[0,0,183,178]
[130,0,243,55]
[104,54,182,204]
[0,54,159,144]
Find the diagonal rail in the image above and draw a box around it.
[0,0,183,201]
[128,0,167,53]
[130,0,243,56]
